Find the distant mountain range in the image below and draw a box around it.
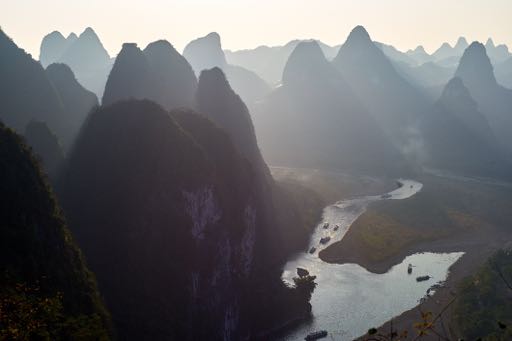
[455,42,512,149]
[40,27,113,98]
[1,29,98,154]
[2,22,512,339]
[183,32,271,106]
[225,39,340,85]
[103,40,197,110]
[253,39,406,176]
[224,35,512,91]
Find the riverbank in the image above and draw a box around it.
[319,174,512,274]
[356,236,506,340]
[317,173,512,340]
[274,169,512,340]
[271,166,397,204]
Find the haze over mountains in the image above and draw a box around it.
[40,27,112,98]
[3,23,511,179]
[1,19,512,340]
[183,32,271,106]
[253,40,405,175]
[102,40,197,110]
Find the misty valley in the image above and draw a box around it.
[2,7,512,341]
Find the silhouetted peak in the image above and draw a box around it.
[120,42,141,54]
[485,38,495,48]
[289,41,325,62]
[81,27,97,38]
[346,25,372,45]
[282,40,329,84]
[187,32,222,50]
[467,41,487,53]
[205,32,221,43]
[284,39,300,48]
[433,42,453,57]
[145,39,174,51]
[39,31,71,66]
[440,77,473,102]
[455,42,496,85]
[67,33,78,41]
[455,37,468,50]
[413,45,427,54]
[58,26,110,70]
[198,67,230,92]
[143,40,186,63]
[110,43,145,70]
[183,32,227,73]
[45,63,76,81]
[75,27,106,50]
[45,31,66,41]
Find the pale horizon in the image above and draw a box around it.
[2,0,512,59]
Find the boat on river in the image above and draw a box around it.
[416,275,431,282]
[319,236,331,245]
[333,225,339,231]
[381,193,392,199]
[305,330,328,340]
[323,222,329,229]
[407,264,413,274]
[309,247,316,254]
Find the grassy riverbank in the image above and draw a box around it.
[319,175,512,273]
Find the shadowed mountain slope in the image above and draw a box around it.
[0,123,111,339]
[254,40,406,176]
[102,41,197,110]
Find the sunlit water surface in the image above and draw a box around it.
[281,179,464,340]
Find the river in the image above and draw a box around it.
[280,179,464,340]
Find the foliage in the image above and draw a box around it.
[0,282,108,340]
[362,250,512,340]
[293,275,317,302]
[0,123,111,339]
[452,249,512,340]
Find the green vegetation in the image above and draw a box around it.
[0,281,107,340]
[24,120,64,181]
[273,178,326,254]
[321,176,512,268]
[0,123,111,339]
[293,275,317,302]
[453,249,512,340]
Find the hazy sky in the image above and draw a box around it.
[2,0,511,58]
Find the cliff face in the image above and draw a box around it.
[59,100,297,339]
[0,123,111,339]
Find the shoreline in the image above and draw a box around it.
[274,169,512,340]
[354,235,505,340]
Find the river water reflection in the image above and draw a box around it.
[281,180,463,340]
